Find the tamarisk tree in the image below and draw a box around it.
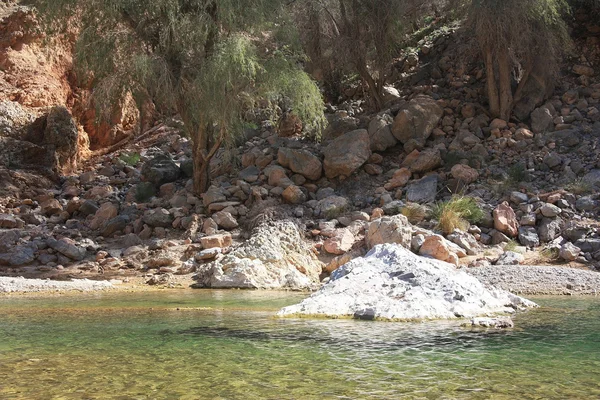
[33,0,325,194]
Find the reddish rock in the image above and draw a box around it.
[323,229,355,255]
[201,233,233,249]
[384,168,412,190]
[282,185,307,204]
[493,202,518,237]
[323,129,371,179]
[419,235,459,266]
[450,164,479,184]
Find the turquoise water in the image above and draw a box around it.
[0,290,599,399]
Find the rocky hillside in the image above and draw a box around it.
[0,2,599,292]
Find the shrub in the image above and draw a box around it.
[566,179,593,195]
[432,196,483,234]
[401,203,428,224]
[120,152,141,166]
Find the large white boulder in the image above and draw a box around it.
[278,244,536,321]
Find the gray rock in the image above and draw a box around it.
[47,238,86,261]
[277,148,322,181]
[141,154,181,186]
[79,200,99,216]
[406,175,438,203]
[323,113,360,140]
[368,114,397,152]
[213,211,239,230]
[496,251,524,265]
[278,244,536,320]
[238,166,261,183]
[559,242,580,262]
[543,153,562,169]
[391,95,443,148]
[465,317,514,329]
[101,215,130,237]
[582,169,600,187]
[382,200,405,215]
[576,196,598,211]
[540,203,562,218]
[509,192,529,204]
[195,221,322,290]
[316,196,349,219]
[0,245,36,266]
[574,238,600,253]
[0,214,18,229]
[531,106,554,133]
[323,129,371,179]
[518,227,540,248]
[447,230,479,255]
[366,215,412,249]
[143,208,173,228]
[538,217,563,243]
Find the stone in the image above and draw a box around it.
[323,229,355,255]
[267,166,291,187]
[496,251,524,265]
[79,200,99,216]
[514,128,534,140]
[0,245,35,266]
[196,248,222,261]
[381,200,405,216]
[90,202,118,230]
[447,230,479,256]
[277,148,322,180]
[573,64,595,77]
[143,208,173,228]
[323,113,360,140]
[493,202,518,237]
[407,148,442,174]
[324,252,355,274]
[282,185,307,204]
[543,153,562,168]
[576,196,597,212]
[47,238,86,261]
[538,217,563,243]
[531,106,554,133]
[419,235,459,266]
[195,221,322,290]
[100,215,130,237]
[509,192,529,204]
[582,169,600,187]
[365,215,412,249]
[406,175,438,204]
[238,166,261,183]
[278,244,536,320]
[540,203,562,218]
[213,211,238,230]
[0,214,18,229]
[43,106,79,173]
[203,186,227,207]
[466,317,514,329]
[450,164,479,184]
[41,199,62,216]
[323,129,371,179]
[518,227,540,248]
[368,114,397,151]
[316,196,349,219]
[559,242,580,262]
[141,154,181,186]
[384,168,411,190]
[391,95,443,148]
[200,233,232,249]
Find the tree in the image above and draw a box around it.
[295,0,413,110]
[466,0,570,120]
[33,0,325,194]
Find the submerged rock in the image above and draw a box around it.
[278,244,536,321]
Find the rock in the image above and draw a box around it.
[496,251,524,265]
[573,64,595,77]
[141,153,181,186]
[100,215,130,237]
[465,317,514,329]
[277,148,322,181]
[0,245,35,266]
[538,217,563,243]
[47,238,86,261]
[323,129,371,179]
[384,168,411,190]
[143,208,173,228]
[316,196,349,219]
[323,229,355,255]
[407,148,442,174]
[559,242,580,262]
[365,215,412,249]
[0,214,18,229]
[514,128,534,140]
[324,252,355,274]
[406,175,438,203]
[450,164,479,184]
[447,230,479,256]
[43,106,79,173]
[323,113,359,140]
[203,186,227,207]
[368,114,397,151]
[196,248,222,261]
[510,191,529,204]
[282,185,307,204]
[278,244,536,320]
[238,166,261,183]
[213,211,238,230]
[576,196,597,212]
[391,95,443,149]
[79,200,99,216]
[540,203,562,218]
[543,153,562,168]
[518,227,540,248]
[90,202,118,230]
[381,200,405,216]
[195,221,322,290]
[419,235,459,266]
[200,233,232,249]
[582,169,600,187]
[493,202,518,237]
[41,199,62,216]
[267,166,291,187]
[531,106,554,133]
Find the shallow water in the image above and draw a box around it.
[0,291,599,399]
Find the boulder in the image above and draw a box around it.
[41,199,62,216]
[406,175,438,203]
[42,106,79,173]
[316,196,349,219]
[278,244,536,320]
[450,164,479,184]
[538,217,563,243]
[195,221,323,290]
[493,202,518,237]
[90,202,118,230]
[559,242,580,262]
[141,154,181,186]
[47,238,86,261]
[0,214,18,229]
[365,215,412,249]
[282,185,307,204]
[200,233,232,249]
[496,251,524,265]
[277,148,322,181]
[0,245,36,266]
[530,106,554,133]
[323,229,355,255]
[323,129,371,179]
[407,148,442,174]
[213,211,238,230]
[143,208,174,228]
[368,114,397,151]
[384,168,411,191]
[391,95,443,149]
[540,203,561,218]
[419,235,459,266]
[203,186,227,207]
[100,215,130,237]
[518,227,540,248]
[323,113,360,140]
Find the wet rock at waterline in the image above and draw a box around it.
[278,244,536,321]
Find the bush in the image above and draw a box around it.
[432,196,483,234]
[566,179,593,195]
[120,152,141,166]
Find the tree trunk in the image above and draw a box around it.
[192,125,210,195]
[358,63,384,111]
[485,48,500,118]
[497,49,513,121]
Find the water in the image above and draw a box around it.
[0,291,599,399]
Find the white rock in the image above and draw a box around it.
[278,244,536,320]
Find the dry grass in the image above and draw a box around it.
[401,203,428,224]
[432,196,483,235]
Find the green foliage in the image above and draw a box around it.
[432,196,483,234]
[508,164,529,184]
[119,152,141,166]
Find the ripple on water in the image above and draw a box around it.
[0,292,599,399]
